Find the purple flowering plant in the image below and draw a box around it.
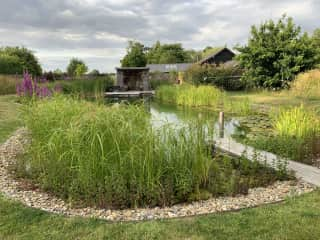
[16,71,61,99]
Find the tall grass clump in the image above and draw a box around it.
[58,76,114,98]
[17,96,285,208]
[0,74,19,95]
[290,69,320,99]
[156,84,252,115]
[273,106,320,163]
[249,106,320,164]
[19,96,214,208]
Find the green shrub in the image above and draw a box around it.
[184,64,244,90]
[16,97,286,208]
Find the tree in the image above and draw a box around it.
[75,64,88,77]
[67,58,88,76]
[312,28,320,64]
[0,54,23,74]
[0,46,42,76]
[121,41,147,67]
[146,42,191,64]
[236,15,317,89]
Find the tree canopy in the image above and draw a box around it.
[121,41,147,67]
[236,15,318,89]
[0,46,42,76]
[67,58,88,76]
[146,41,191,64]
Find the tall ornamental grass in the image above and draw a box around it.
[0,74,19,95]
[19,97,213,208]
[290,69,320,99]
[156,84,252,115]
[267,106,320,163]
[274,105,320,139]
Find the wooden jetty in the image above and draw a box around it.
[105,90,155,98]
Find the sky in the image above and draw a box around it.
[0,0,319,73]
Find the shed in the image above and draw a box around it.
[199,47,236,65]
[115,67,150,91]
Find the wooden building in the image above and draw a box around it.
[115,67,150,91]
[199,47,236,65]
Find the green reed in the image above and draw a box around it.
[156,84,252,115]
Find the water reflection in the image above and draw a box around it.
[150,101,241,139]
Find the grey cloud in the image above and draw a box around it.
[0,0,319,72]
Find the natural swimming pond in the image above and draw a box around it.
[150,101,241,139]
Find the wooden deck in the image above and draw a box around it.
[215,137,320,187]
[105,91,155,98]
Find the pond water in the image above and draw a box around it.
[105,97,246,139]
[149,101,242,139]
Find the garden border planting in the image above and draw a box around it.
[0,128,315,222]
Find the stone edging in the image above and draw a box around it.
[0,128,316,222]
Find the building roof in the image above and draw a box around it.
[199,47,235,65]
[147,63,193,73]
[116,67,149,71]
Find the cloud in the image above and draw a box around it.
[0,0,319,72]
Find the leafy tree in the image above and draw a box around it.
[312,28,320,64]
[0,54,23,74]
[75,63,88,77]
[146,42,191,64]
[67,58,88,76]
[236,15,317,89]
[0,46,42,76]
[121,41,147,67]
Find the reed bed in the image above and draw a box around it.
[156,84,252,115]
[248,106,320,164]
[16,96,286,208]
[0,75,19,95]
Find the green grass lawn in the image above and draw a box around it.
[0,94,320,240]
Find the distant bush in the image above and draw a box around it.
[290,69,320,99]
[16,96,288,208]
[0,55,23,74]
[184,64,244,90]
[0,46,42,76]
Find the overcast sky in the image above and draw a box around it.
[0,0,319,73]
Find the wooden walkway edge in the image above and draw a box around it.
[215,138,320,187]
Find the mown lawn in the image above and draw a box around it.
[0,94,320,240]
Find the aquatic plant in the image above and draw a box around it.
[156,84,252,115]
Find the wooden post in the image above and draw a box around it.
[219,111,224,138]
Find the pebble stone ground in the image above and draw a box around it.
[0,128,316,222]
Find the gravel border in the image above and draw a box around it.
[0,128,316,222]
